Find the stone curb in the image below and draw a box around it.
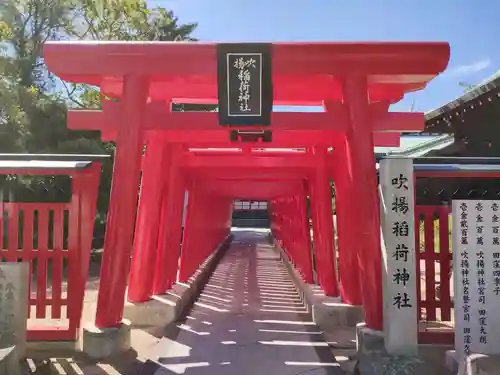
[80,234,233,360]
[123,234,233,329]
[271,236,364,331]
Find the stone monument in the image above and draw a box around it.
[379,158,418,356]
[0,263,29,356]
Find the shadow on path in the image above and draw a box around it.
[139,229,344,375]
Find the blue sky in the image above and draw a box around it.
[149,0,499,113]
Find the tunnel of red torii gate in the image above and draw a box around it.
[43,41,450,332]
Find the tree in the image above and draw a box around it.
[59,0,198,107]
[0,0,200,239]
[458,81,478,93]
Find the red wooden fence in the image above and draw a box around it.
[415,205,454,345]
[0,161,100,341]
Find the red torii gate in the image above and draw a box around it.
[43,41,449,334]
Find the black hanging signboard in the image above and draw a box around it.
[217,43,273,126]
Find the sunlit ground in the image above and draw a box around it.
[142,229,345,374]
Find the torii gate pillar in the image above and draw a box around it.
[309,146,339,297]
[94,76,148,328]
[128,135,168,302]
[332,136,363,305]
[342,77,383,330]
[154,144,185,295]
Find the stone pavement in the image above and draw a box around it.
[142,229,345,375]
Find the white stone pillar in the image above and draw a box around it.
[379,157,418,356]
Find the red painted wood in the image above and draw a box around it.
[22,207,34,319]
[43,41,450,90]
[439,208,452,321]
[423,212,437,321]
[41,41,450,332]
[128,138,168,302]
[52,208,64,319]
[7,204,19,262]
[27,326,76,341]
[418,330,454,345]
[94,77,147,328]
[415,209,422,321]
[68,105,425,133]
[102,130,401,148]
[0,162,100,341]
[36,208,49,319]
[416,205,454,345]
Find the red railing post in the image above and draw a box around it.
[67,172,83,332]
[438,206,452,321]
[423,208,437,321]
[70,162,101,337]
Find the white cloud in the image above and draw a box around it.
[446,57,491,77]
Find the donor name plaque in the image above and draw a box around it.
[216,43,273,126]
[452,200,500,360]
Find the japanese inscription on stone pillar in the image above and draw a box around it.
[216,43,273,126]
[379,158,418,356]
[453,200,500,359]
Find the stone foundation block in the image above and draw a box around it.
[124,235,232,329]
[314,301,364,330]
[82,319,131,359]
[356,322,385,357]
[124,283,193,328]
[356,353,434,375]
[274,239,364,331]
[354,324,442,375]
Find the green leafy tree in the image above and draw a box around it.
[56,0,198,107]
[459,81,478,92]
[0,0,200,241]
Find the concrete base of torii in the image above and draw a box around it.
[82,320,132,359]
[272,237,365,330]
[82,235,233,359]
[123,237,230,328]
[355,323,430,375]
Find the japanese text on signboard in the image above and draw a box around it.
[379,158,418,355]
[390,172,413,310]
[216,43,273,126]
[453,200,500,357]
[229,55,260,115]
